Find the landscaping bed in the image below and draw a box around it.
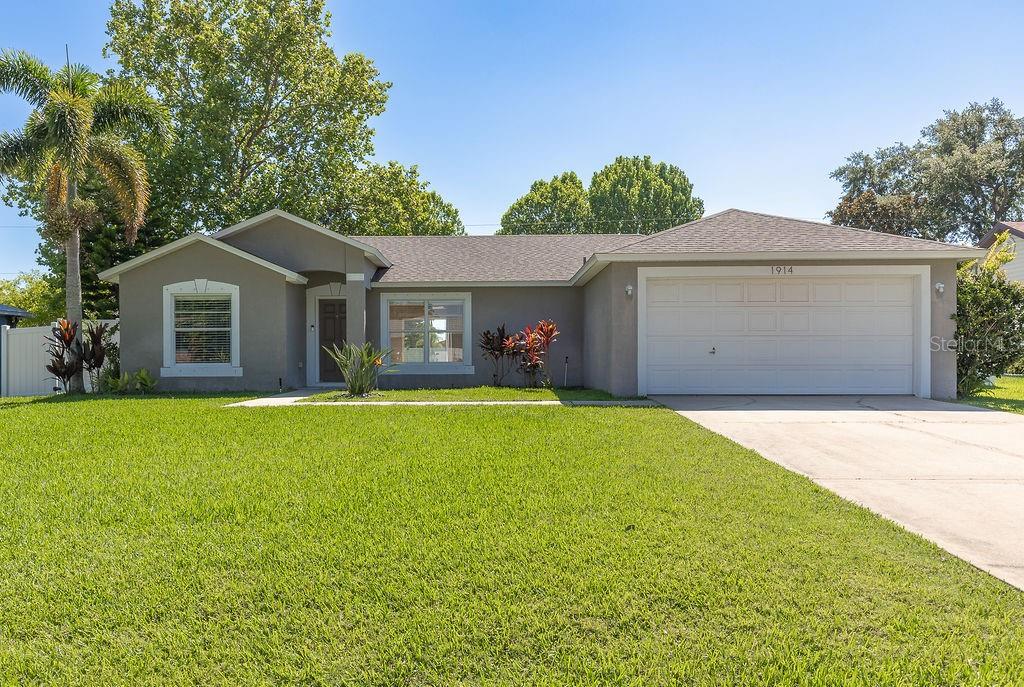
[0,395,1021,684]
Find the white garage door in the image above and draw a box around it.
[643,276,915,394]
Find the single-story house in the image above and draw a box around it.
[98,208,981,398]
[980,221,1024,282]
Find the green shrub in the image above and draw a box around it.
[954,232,1024,396]
[324,342,390,396]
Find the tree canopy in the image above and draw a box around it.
[499,156,703,235]
[830,99,1024,244]
[105,0,462,236]
[498,172,591,235]
[589,156,703,234]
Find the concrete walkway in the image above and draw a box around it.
[226,390,657,408]
[654,395,1024,590]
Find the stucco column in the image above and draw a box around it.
[344,273,366,347]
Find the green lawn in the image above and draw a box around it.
[962,376,1024,414]
[0,396,1022,685]
[301,385,624,402]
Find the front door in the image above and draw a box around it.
[318,299,346,383]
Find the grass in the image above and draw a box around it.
[301,385,626,403]
[0,395,1022,685]
[961,376,1024,414]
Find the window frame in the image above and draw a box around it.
[162,279,243,377]
[380,292,474,375]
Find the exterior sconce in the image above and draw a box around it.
[935,282,945,295]
[625,284,634,297]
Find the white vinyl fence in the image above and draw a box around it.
[0,320,118,397]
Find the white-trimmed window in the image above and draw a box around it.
[162,280,242,377]
[381,293,473,374]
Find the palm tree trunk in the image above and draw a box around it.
[65,178,85,393]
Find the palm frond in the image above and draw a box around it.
[53,62,101,99]
[0,49,55,107]
[0,130,44,175]
[93,80,173,145]
[87,135,150,243]
[42,90,93,173]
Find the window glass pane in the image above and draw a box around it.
[389,301,425,333]
[428,331,463,363]
[391,331,424,364]
[175,331,231,363]
[174,295,231,363]
[428,301,463,332]
[174,297,231,329]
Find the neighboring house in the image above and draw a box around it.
[0,304,32,328]
[979,221,1024,282]
[98,208,980,398]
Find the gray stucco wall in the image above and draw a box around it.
[581,259,963,400]
[219,217,369,275]
[118,240,295,392]
[366,286,585,389]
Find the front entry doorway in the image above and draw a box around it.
[318,299,346,383]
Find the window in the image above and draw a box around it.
[162,280,242,377]
[382,293,473,373]
[174,296,231,363]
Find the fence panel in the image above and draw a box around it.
[0,321,118,397]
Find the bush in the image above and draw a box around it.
[44,319,82,393]
[954,232,1024,396]
[324,342,390,396]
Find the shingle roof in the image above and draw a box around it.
[608,209,974,255]
[0,304,32,318]
[358,234,641,283]
[980,220,1024,248]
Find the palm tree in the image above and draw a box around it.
[0,49,171,391]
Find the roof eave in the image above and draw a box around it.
[98,234,309,285]
[370,279,572,288]
[568,248,984,286]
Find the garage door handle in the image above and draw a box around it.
[709,347,716,355]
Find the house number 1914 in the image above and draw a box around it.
[771,266,794,275]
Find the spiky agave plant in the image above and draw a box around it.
[0,49,172,391]
[324,342,391,397]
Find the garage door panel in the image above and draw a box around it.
[748,311,778,332]
[643,275,915,395]
[812,281,843,302]
[715,283,744,302]
[877,279,913,302]
[715,309,746,333]
[845,281,876,301]
[746,282,777,302]
[647,309,682,336]
[780,282,810,302]
[680,282,714,302]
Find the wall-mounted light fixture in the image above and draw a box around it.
[935,282,945,295]
[625,284,634,297]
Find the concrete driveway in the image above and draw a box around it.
[654,395,1024,590]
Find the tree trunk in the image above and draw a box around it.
[65,178,85,393]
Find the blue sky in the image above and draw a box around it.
[2,0,1024,277]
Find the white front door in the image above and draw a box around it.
[643,276,916,395]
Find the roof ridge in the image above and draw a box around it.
[602,208,741,252]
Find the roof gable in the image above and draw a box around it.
[98,234,308,284]
[979,221,1024,248]
[212,209,390,267]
